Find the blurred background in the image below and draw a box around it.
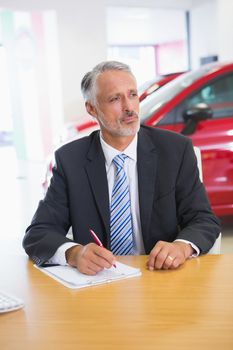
[0,0,232,254]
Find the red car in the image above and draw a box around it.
[140,61,233,217]
[44,62,233,217]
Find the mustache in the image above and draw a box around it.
[122,110,139,118]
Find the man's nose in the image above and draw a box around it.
[122,96,134,112]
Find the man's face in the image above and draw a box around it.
[87,70,140,141]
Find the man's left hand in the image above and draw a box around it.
[146,241,194,270]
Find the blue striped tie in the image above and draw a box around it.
[110,154,134,255]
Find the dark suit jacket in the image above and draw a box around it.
[23,126,220,265]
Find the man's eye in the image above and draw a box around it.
[130,91,138,97]
[109,96,119,102]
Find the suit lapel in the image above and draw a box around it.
[85,133,110,238]
[137,128,158,241]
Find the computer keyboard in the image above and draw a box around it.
[0,291,24,313]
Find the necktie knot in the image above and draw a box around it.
[113,154,127,170]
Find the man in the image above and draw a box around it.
[23,61,220,275]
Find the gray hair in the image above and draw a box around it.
[81,60,135,105]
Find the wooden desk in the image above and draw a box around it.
[0,254,233,350]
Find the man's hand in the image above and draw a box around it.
[146,241,194,271]
[65,243,116,275]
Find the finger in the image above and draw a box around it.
[90,252,114,269]
[86,260,104,273]
[147,242,164,270]
[154,249,171,269]
[81,244,116,270]
[78,258,105,275]
[170,257,181,270]
[162,254,175,270]
[173,253,187,269]
[92,245,116,267]
[152,243,173,270]
[76,258,98,275]
[83,265,99,276]
[154,242,188,269]
[162,247,187,269]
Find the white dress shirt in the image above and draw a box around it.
[47,132,199,265]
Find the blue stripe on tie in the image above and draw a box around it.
[112,172,127,196]
[111,214,131,239]
[119,241,134,255]
[111,201,129,222]
[111,187,128,211]
[114,238,133,255]
[112,235,132,254]
[112,231,133,255]
[110,154,134,255]
[111,226,132,250]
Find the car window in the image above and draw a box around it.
[158,73,233,125]
[139,62,222,123]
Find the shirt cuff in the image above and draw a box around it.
[174,239,200,257]
[46,242,79,265]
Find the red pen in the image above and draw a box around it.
[89,228,116,268]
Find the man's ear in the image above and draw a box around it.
[85,101,97,118]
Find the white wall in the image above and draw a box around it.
[55,1,107,122]
[190,0,218,69]
[190,0,233,69]
[216,0,233,61]
[109,0,233,71]
[0,0,107,122]
[107,7,186,45]
[107,0,193,10]
[107,6,188,85]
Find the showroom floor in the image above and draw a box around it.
[1,145,233,255]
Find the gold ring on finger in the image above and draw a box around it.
[167,255,174,261]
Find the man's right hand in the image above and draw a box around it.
[65,243,116,275]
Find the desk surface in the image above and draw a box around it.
[0,254,233,350]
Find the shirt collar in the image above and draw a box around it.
[100,133,138,168]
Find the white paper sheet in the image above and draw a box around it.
[35,262,141,289]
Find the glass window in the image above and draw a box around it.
[158,73,233,125]
[140,62,219,123]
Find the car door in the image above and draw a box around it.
[156,73,233,217]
